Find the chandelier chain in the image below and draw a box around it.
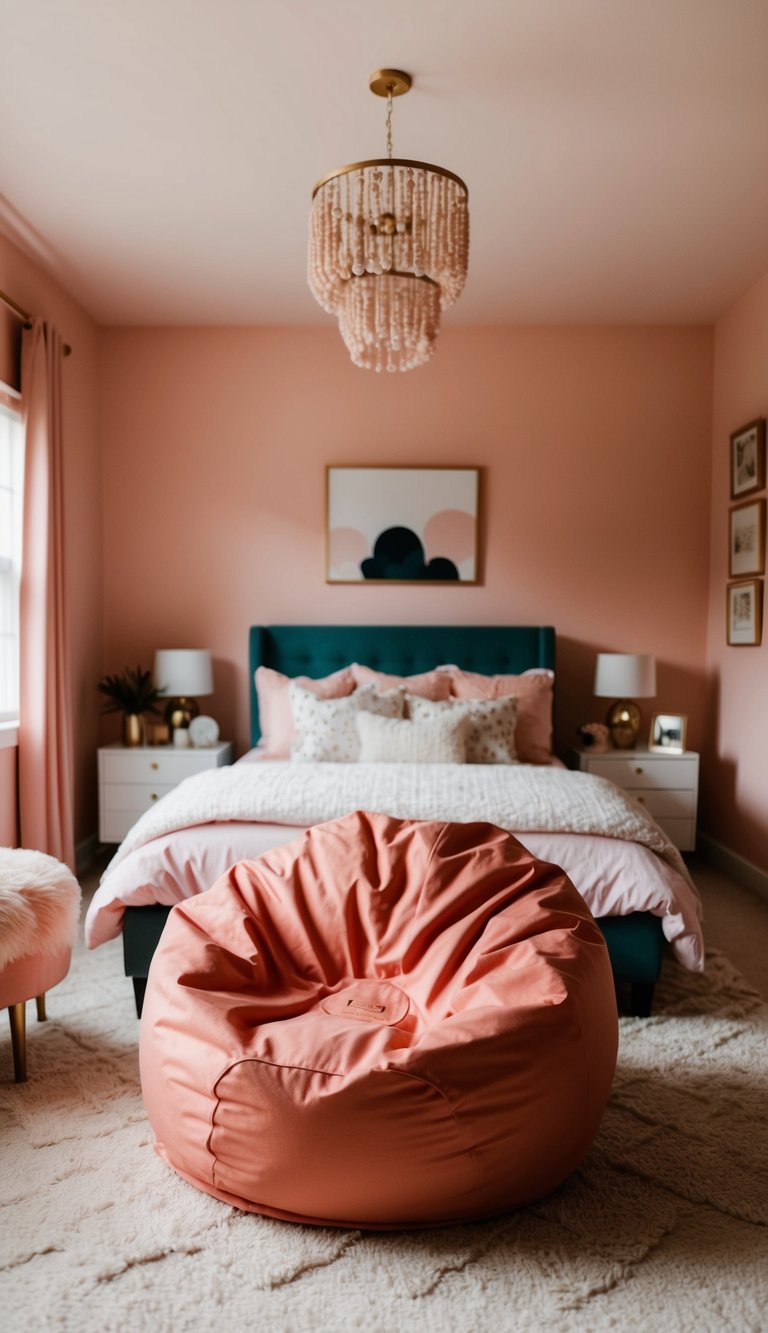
[385,89,393,158]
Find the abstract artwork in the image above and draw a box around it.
[326,467,480,583]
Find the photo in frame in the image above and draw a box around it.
[326,466,480,583]
[649,713,687,753]
[726,579,763,646]
[729,497,766,578]
[730,418,766,499]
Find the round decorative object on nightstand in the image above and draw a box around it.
[189,715,220,748]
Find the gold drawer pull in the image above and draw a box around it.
[150,761,159,770]
[635,766,644,775]
[151,793,158,801]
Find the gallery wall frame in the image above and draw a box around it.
[325,465,482,584]
[726,579,763,646]
[730,418,766,500]
[728,497,766,579]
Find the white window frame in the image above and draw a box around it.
[0,385,24,744]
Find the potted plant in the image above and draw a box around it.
[97,665,162,747]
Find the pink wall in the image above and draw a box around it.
[0,232,103,849]
[100,325,713,761]
[703,272,768,872]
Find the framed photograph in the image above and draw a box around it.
[729,498,765,577]
[649,713,687,753]
[726,579,763,646]
[325,466,481,583]
[730,418,766,499]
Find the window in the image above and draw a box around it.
[0,389,24,724]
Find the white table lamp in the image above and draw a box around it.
[154,649,213,733]
[594,652,656,750]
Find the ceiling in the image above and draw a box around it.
[3,0,768,328]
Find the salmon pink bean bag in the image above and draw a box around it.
[140,813,618,1228]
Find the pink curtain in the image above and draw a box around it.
[18,319,75,869]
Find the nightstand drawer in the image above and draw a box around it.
[100,750,219,785]
[585,756,698,790]
[102,782,176,813]
[631,788,696,818]
[98,742,233,844]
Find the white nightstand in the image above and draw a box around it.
[98,741,233,844]
[569,746,699,851]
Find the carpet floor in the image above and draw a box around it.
[1,931,767,1333]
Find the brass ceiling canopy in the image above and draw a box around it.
[307,68,469,372]
[368,69,413,99]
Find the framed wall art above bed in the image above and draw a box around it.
[325,465,481,584]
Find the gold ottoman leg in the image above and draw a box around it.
[8,1002,27,1083]
[36,993,47,1022]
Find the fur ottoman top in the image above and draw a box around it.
[0,848,81,970]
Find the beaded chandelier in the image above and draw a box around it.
[308,70,469,373]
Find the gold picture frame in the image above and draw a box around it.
[728,497,766,578]
[325,465,481,584]
[730,418,766,499]
[649,713,687,753]
[726,579,763,646]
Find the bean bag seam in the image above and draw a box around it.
[206,1057,483,1200]
[207,1056,345,1191]
[383,1066,483,1197]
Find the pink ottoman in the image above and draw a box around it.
[141,813,618,1228]
[0,848,81,1082]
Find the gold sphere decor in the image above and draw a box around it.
[605,699,643,750]
[308,69,469,372]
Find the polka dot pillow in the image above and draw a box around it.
[407,694,519,764]
[289,682,404,762]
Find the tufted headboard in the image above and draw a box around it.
[248,625,555,748]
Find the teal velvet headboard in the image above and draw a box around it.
[248,625,555,748]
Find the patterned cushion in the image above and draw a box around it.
[255,665,356,757]
[289,683,404,762]
[356,711,468,764]
[442,668,553,764]
[407,694,518,764]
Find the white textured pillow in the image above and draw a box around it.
[290,682,403,762]
[407,694,518,764]
[356,710,468,764]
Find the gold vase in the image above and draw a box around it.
[122,714,144,747]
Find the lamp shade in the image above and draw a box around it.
[154,650,213,698]
[594,653,656,699]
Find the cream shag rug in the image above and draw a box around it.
[1,932,767,1333]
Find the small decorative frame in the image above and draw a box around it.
[325,465,481,584]
[726,579,763,646]
[730,419,766,499]
[729,497,766,578]
[649,713,687,753]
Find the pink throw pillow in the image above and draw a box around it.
[255,665,356,757]
[350,663,452,700]
[446,668,554,764]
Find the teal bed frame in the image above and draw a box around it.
[124,624,664,1016]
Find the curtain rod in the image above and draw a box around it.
[0,287,72,356]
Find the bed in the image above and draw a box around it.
[85,624,703,1018]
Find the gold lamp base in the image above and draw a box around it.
[606,699,641,749]
[164,696,200,733]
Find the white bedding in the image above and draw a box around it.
[85,760,703,969]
